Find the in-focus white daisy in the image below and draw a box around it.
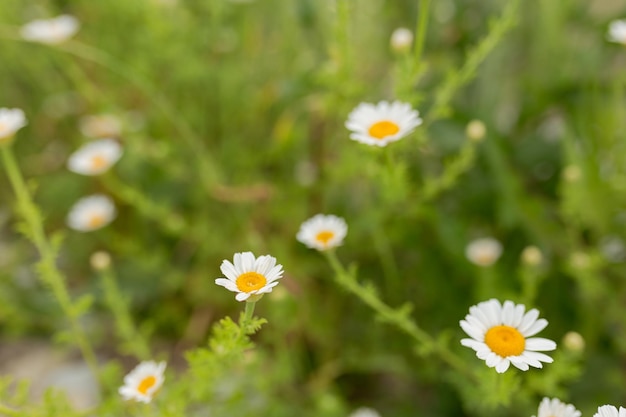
[594,405,626,417]
[20,15,79,45]
[390,27,413,53]
[296,214,347,251]
[349,407,381,417]
[67,195,116,232]
[215,252,284,302]
[460,299,557,373]
[532,397,581,417]
[345,101,422,147]
[607,19,626,45]
[79,114,122,138]
[465,237,503,267]
[67,139,123,175]
[0,108,27,143]
[119,361,166,404]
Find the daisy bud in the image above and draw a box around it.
[562,165,581,182]
[521,245,543,266]
[465,119,486,142]
[562,331,585,353]
[90,251,111,271]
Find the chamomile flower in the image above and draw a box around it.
[460,299,557,373]
[119,361,166,404]
[0,108,27,143]
[607,19,626,45]
[390,27,413,53]
[532,397,581,417]
[215,252,284,302]
[67,139,123,175]
[79,114,122,138]
[349,407,381,417]
[465,237,502,267]
[594,405,626,417]
[345,101,422,147]
[20,15,79,44]
[67,195,116,232]
[297,214,347,251]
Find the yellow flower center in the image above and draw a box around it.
[368,120,400,139]
[137,375,156,395]
[484,325,525,357]
[236,272,267,293]
[315,230,335,245]
[88,214,106,229]
[90,154,108,170]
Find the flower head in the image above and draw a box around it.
[465,237,502,267]
[0,108,27,143]
[215,252,284,302]
[460,299,557,373]
[531,397,581,417]
[390,27,413,53]
[594,405,626,417]
[607,19,626,45]
[119,361,166,403]
[20,15,79,44]
[345,101,422,147]
[67,195,116,232]
[79,114,122,138]
[297,214,347,251]
[67,139,123,175]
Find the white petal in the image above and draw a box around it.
[524,337,557,351]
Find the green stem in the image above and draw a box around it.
[0,404,21,417]
[413,0,431,67]
[100,265,151,360]
[323,250,473,380]
[1,146,100,379]
[239,301,257,337]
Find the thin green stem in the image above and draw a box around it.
[413,0,431,67]
[239,301,257,338]
[323,250,473,380]
[1,146,100,379]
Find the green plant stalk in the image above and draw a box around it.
[99,265,151,360]
[239,301,257,337]
[0,146,100,378]
[0,403,20,417]
[413,0,431,68]
[420,142,476,202]
[323,250,473,380]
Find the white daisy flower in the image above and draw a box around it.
[20,15,79,45]
[296,214,347,251]
[67,139,123,175]
[390,27,413,53]
[0,108,27,143]
[459,299,557,373]
[79,114,123,138]
[119,361,166,404]
[531,397,581,417]
[345,101,422,147]
[215,252,284,302]
[594,405,626,417]
[465,237,503,267]
[607,19,626,45]
[349,407,381,417]
[67,195,116,232]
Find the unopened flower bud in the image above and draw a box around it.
[390,28,413,53]
[562,331,585,353]
[562,165,581,182]
[521,245,543,266]
[466,119,486,142]
[90,251,111,270]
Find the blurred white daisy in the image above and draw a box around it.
[465,237,502,267]
[79,114,122,138]
[215,252,284,302]
[67,139,123,175]
[532,397,581,417]
[594,405,626,417]
[20,15,79,45]
[390,27,413,53]
[349,407,381,417]
[0,108,27,143]
[345,101,422,147]
[296,214,347,251]
[459,299,556,373]
[67,195,116,232]
[607,19,626,45]
[119,361,166,404]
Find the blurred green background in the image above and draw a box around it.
[1,0,626,416]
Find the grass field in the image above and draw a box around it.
[1,0,626,416]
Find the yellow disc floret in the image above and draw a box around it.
[484,325,525,357]
[236,271,267,293]
[315,230,335,245]
[137,376,156,395]
[368,120,400,139]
